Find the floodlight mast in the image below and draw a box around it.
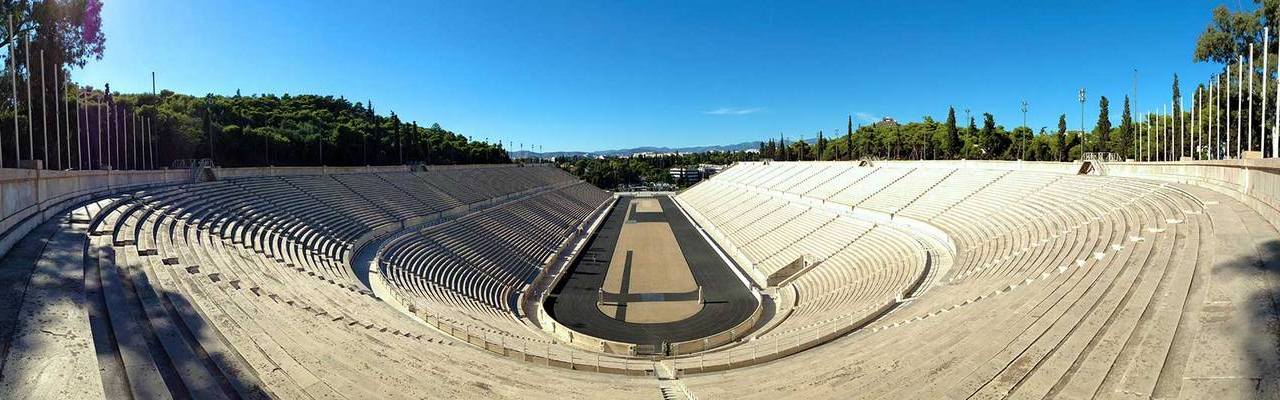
[1020,100,1028,160]
[1079,88,1086,154]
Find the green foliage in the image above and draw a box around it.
[1194,4,1265,65]
[978,113,1008,158]
[1056,114,1068,161]
[558,151,757,190]
[944,107,960,158]
[1118,96,1134,157]
[1094,96,1111,151]
[108,90,509,167]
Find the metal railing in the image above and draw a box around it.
[1082,152,1122,163]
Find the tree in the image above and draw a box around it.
[1171,73,1182,144]
[978,113,999,158]
[846,115,854,160]
[1094,96,1111,153]
[778,133,788,161]
[1194,4,1264,66]
[963,116,978,159]
[944,107,960,158]
[1119,95,1133,157]
[815,130,827,160]
[5,0,107,69]
[1057,114,1068,161]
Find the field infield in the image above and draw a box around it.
[545,195,757,346]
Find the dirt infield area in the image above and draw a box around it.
[597,198,702,323]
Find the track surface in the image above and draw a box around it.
[545,195,757,346]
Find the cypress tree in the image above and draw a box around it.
[945,107,959,158]
[1057,114,1068,161]
[1094,96,1111,153]
[1120,96,1133,158]
[816,130,826,160]
[846,116,854,160]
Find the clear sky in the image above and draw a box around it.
[80,1,1233,152]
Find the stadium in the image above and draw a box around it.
[2,2,1280,400]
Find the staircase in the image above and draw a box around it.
[654,361,697,400]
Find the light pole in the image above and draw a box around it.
[1020,100,1028,160]
[1079,88,1087,155]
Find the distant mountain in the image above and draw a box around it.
[511,139,820,159]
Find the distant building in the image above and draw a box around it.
[698,164,724,176]
[874,117,899,128]
[669,164,725,185]
[669,166,702,184]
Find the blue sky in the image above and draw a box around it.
[81,1,1233,152]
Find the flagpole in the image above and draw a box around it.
[133,112,138,169]
[148,118,153,169]
[99,95,104,169]
[1209,80,1214,159]
[52,65,60,169]
[23,32,32,162]
[1218,71,1228,159]
[149,118,155,169]
[62,74,70,169]
[1238,55,1244,158]
[1180,96,1185,160]
[1266,27,1271,157]
[6,16,15,168]
[1164,104,1169,161]
[1192,88,1198,160]
[39,50,46,167]
[1249,43,1255,154]
[127,110,133,169]
[74,91,81,170]
[122,109,128,170]
[1217,74,1222,159]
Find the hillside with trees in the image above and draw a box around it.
[111,90,510,167]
